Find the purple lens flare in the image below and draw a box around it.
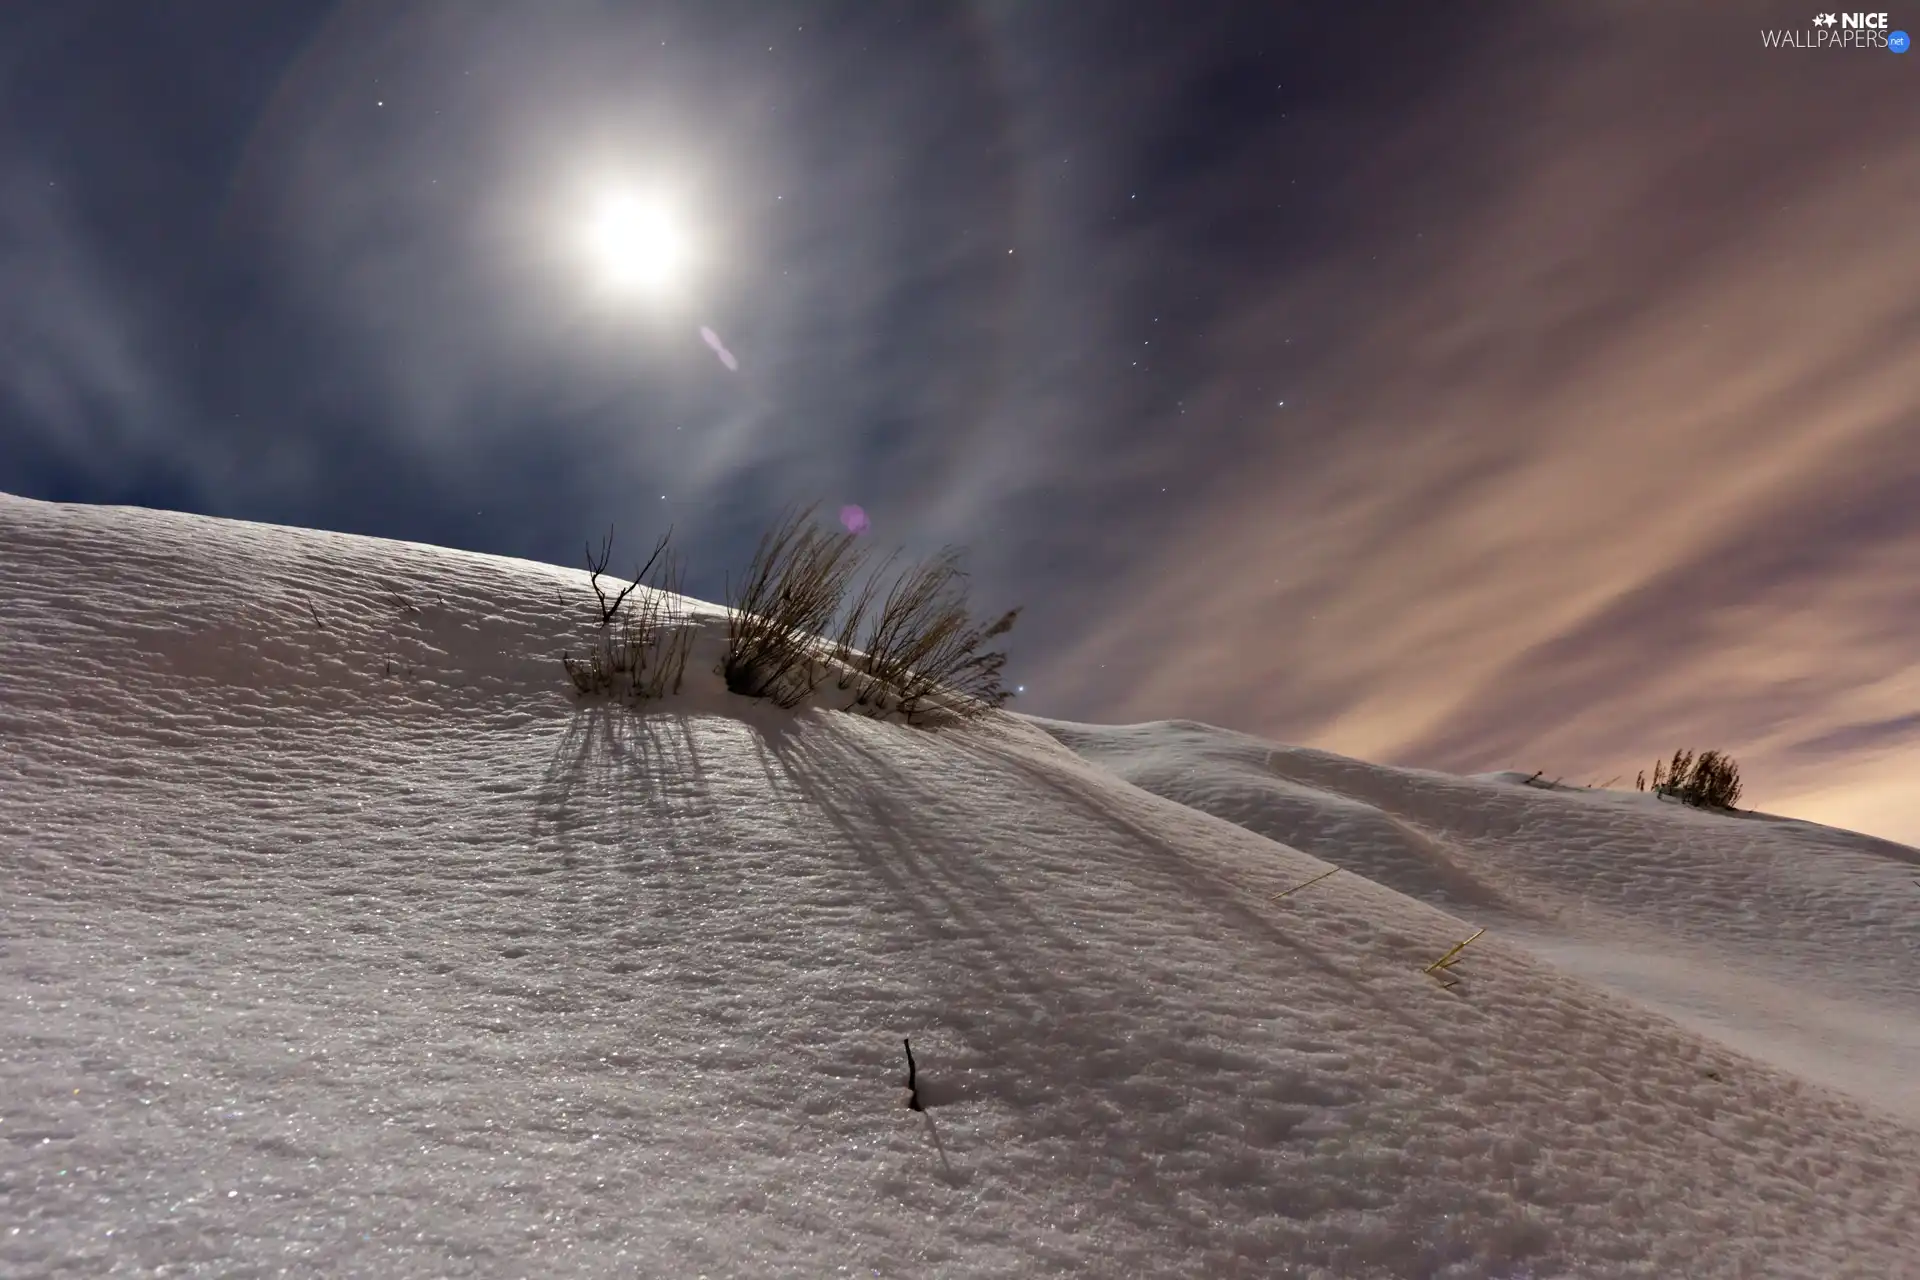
[699,326,738,371]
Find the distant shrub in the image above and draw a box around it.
[1644,748,1744,810]
[563,527,692,702]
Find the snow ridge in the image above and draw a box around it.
[3,494,1916,1279]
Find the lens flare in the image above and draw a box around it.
[700,326,738,370]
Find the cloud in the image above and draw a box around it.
[1028,11,1920,842]
[0,177,183,484]
[202,5,1920,841]
[205,3,1042,552]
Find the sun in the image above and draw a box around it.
[581,189,689,296]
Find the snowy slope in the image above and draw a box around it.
[1033,719,1920,1126]
[2,492,1917,1279]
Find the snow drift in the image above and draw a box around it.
[2,493,1916,1279]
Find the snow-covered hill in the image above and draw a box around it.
[3,493,1916,1279]
[1034,719,1920,1126]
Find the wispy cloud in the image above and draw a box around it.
[0,177,185,484]
[1029,11,1920,841]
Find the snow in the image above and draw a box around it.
[1041,722,1920,1127]
[2,492,1916,1278]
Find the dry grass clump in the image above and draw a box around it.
[833,549,1019,725]
[568,505,1020,727]
[719,504,1019,724]
[722,506,869,707]
[563,528,693,702]
[1637,748,1744,810]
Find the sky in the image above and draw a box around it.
[3,1,1918,842]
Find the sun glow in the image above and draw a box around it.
[580,189,690,296]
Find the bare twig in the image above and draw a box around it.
[306,598,325,630]
[380,581,419,616]
[902,1038,924,1112]
[1425,927,1486,990]
[564,527,691,702]
[585,525,670,628]
[1268,867,1339,902]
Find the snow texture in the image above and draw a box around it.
[2,492,1916,1279]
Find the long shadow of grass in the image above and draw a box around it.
[518,702,1656,1274]
[530,700,729,980]
[533,702,714,868]
[752,714,1260,1214]
[874,721,1440,1019]
[749,711,1087,1003]
[744,713,1454,1237]
[540,700,1462,1049]
[527,698,1492,1262]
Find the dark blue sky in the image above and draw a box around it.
[6,2,1920,840]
